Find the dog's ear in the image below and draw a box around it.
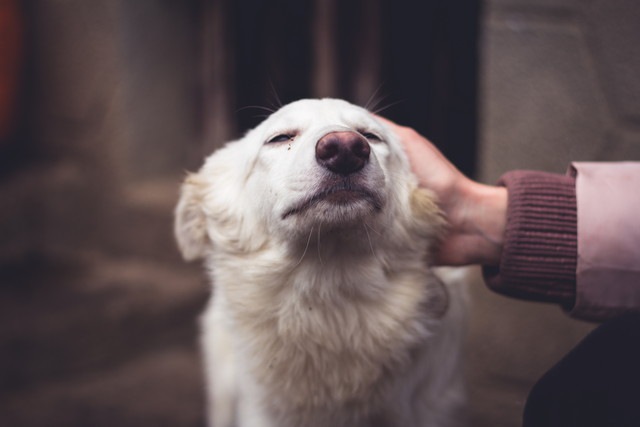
[174,173,210,261]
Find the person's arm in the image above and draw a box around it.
[379,118,577,309]
[381,118,640,321]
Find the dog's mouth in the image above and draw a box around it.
[282,179,383,220]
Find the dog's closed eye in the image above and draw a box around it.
[266,133,296,144]
[359,131,383,142]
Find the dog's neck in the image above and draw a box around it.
[210,215,442,333]
[209,225,446,412]
[207,193,449,412]
[211,201,438,302]
[280,225,394,298]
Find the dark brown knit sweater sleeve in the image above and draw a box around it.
[482,170,577,309]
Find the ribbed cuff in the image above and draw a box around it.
[483,170,577,308]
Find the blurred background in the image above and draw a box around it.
[1,0,639,426]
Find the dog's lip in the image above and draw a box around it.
[281,181,383,219]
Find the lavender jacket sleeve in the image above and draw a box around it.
[483,162,640,322]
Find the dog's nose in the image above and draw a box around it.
[315,131,370,175]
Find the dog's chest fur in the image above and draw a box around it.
[210,234,448,423]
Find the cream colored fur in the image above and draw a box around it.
[175,99,468,427]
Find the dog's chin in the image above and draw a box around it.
[281,188,385,231]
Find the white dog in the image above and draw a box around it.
[175,99,467,427]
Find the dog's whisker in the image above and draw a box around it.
[372,99,405,115]
[364,82,387,111]
[252,113,271,120]
[316,224,323,266]
[267,80,283,109]
[364,221,384,238]
[236,105,277,114]
[291,226,315,271]
[363,223,380,262]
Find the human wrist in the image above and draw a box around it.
[454,180,507,265]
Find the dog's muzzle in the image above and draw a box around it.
[315,131,370,176]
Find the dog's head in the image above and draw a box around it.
[175,98,444,261]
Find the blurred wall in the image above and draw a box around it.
[472,0,640,426]
[0,2,208,426]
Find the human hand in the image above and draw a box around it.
[377,116,507,266]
